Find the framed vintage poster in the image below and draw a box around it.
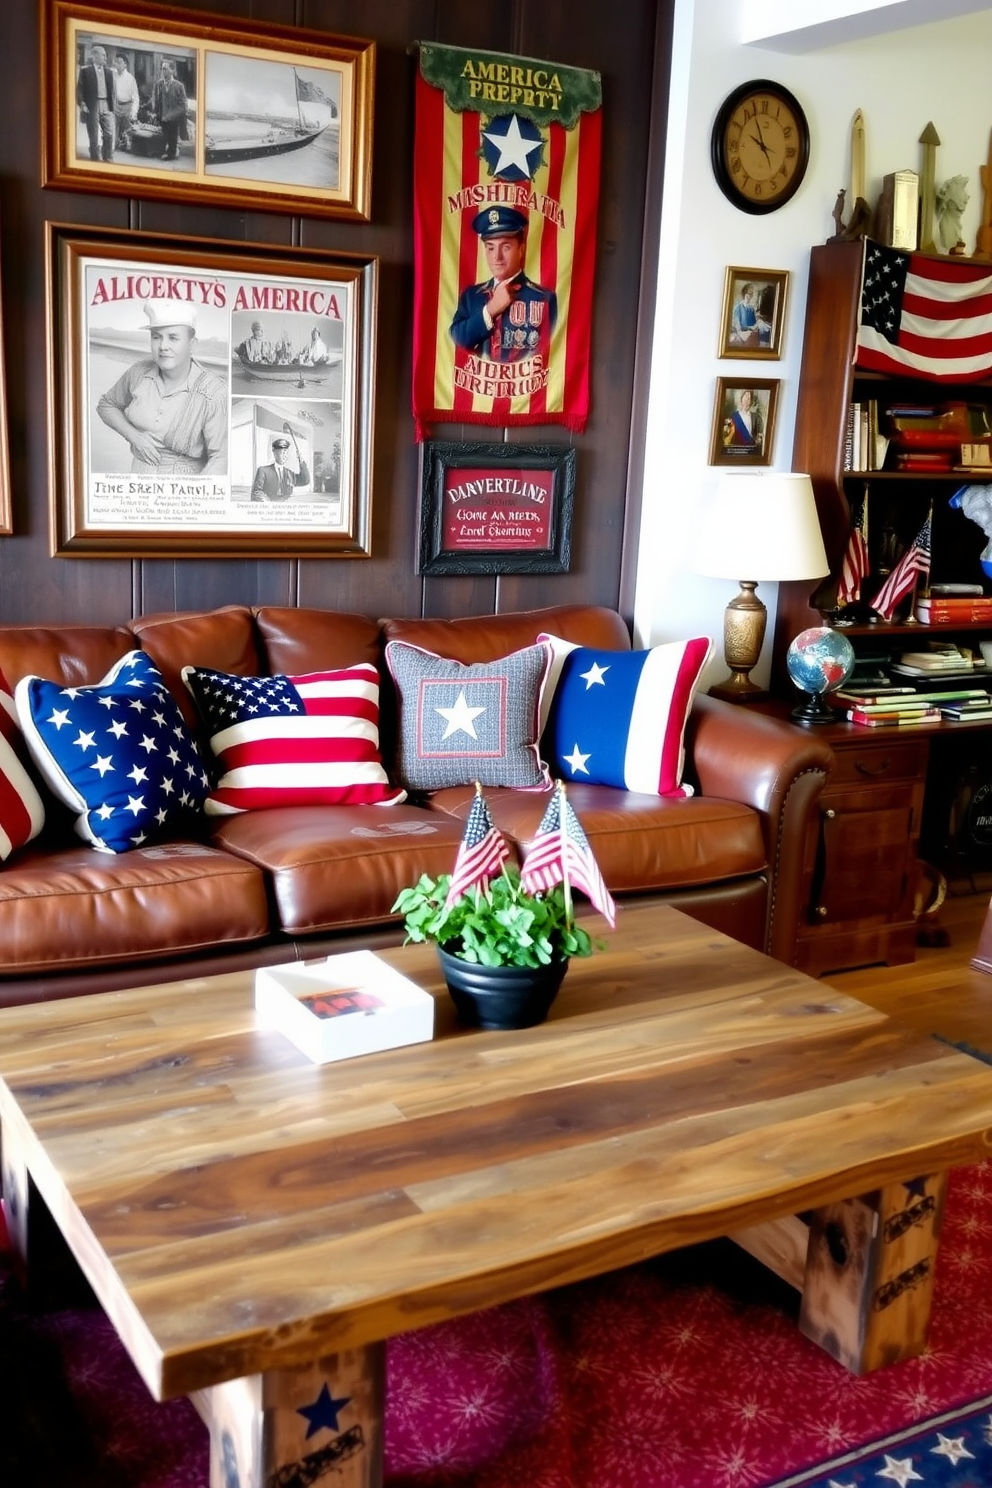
[418,442,575,575]
[41,0,375,220]
[718,267,789,359]
[708,378,779,468]
[47,223,378,557]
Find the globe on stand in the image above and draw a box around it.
[786,626,855,725]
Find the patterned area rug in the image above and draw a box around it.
[4,1163,992,1487]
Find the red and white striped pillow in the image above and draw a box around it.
[0,668,45,859]
[182,661,405,815]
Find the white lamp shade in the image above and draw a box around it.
[691,472,829,582]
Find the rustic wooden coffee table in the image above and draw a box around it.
[2,902,992,1488]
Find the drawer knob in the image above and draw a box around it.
[823,808,836,819]
[815,906,828,918]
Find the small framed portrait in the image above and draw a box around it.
[709,378,779,467]
[41,0,375,221]
[718,267,789,359]
[418,442,575,575]
[47,221,378,558]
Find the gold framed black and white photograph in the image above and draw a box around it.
[718,267,788,359]
[47,222,378,558]
[708,377,779,467]
[418,441,575,575]
[41,0,375,220]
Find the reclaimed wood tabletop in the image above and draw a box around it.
[1,900,992,1409]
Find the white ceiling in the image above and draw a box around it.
[741,0,992,51]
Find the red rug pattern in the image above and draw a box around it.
[4,1163,992,1486]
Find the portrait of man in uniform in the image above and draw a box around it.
[449,205,557,365]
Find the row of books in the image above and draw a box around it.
[842,400,889,472]
[836,684,992,727]
[915,594,992,625]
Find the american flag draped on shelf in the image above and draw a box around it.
[837,492,869,607]
[444,786,511,908]
[871,512,932,621]
[520,781,615,927]
[857,239,992,381]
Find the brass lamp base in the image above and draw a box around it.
[708,580,768,704]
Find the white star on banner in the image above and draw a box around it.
[563,743,590,775]
[580,662,609,689]
[47,708,70,730]
[481,113,543,176]
[877,1455,924,1487]
[931,1431,974,1465]
[436,690,486,741]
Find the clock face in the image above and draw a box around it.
[711,81,810,214]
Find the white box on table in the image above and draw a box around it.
[254,951,434,1063]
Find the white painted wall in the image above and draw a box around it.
[634,2,992,692]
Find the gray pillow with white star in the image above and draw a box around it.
[384,641,551,792]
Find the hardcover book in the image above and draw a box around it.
[255,951,435,1064]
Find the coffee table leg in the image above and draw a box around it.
[799,1171,948,1374]
[194,1343,384,1488]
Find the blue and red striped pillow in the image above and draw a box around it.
[539,634,712,798]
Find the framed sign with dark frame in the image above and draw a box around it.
[41,0,375,221]
[418,442,575,575]
[47,222,378,558]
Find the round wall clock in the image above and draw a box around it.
[711,80,810,214]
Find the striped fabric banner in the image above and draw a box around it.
[413,43,602,438]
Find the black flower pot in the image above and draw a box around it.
[437,947,569,1030]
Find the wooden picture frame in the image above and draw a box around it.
[47,222,378,558]
[709,377,779,468]
[418,442,575,575]
[718,266,789,359]
[41,0,375,221]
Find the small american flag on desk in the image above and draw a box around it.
[444,786,510,907]
[521,781,615,927]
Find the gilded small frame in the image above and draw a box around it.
[709,377,779,467]
[41,0,375,220]
[47,222,378,558]
[718,266,789,359]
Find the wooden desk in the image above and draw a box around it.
[2,903,992,1487]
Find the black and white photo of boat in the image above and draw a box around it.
[205,53,341,188]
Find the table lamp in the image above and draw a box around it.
[691,472,829,703]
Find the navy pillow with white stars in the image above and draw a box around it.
[14,649,210,854]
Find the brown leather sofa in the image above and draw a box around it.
[0,603,832,1006]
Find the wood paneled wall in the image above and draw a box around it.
[0,0,669,627]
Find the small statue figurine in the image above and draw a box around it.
[828,186,871,243]
[935,174,970,253]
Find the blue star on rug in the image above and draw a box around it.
[297,1382,351,1439]
[767,1391,992,1485]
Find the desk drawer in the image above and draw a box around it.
[829,738,928,787]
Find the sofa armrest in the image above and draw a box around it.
[685,696,833,965]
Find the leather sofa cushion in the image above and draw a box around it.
[0,625,134,690]
[428,784,767,892]
[381,605,631,663]
[130,607,261,726]
[255,607,381,674]
[210,804,469,936]
[0,840,269,976]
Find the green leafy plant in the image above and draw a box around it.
[392,863,598,969]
